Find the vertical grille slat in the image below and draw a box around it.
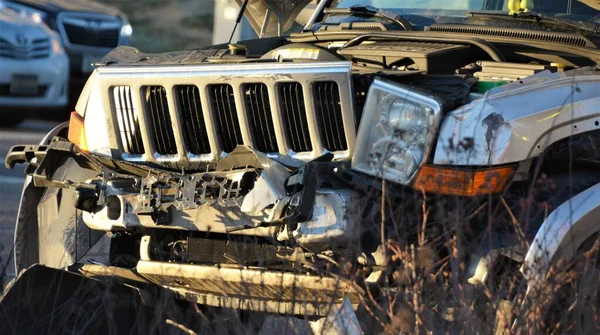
[124,87,144,154]
[243,84,278,153]
[112,86,144,155]
[314,81,347,152]
[279,82,312,153]
[176,86,211,155]
[209,84,243,153]
[119,87,134,152]
[143,86,177,155]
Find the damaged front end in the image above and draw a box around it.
[73,145,367,252]
[5,138,375,316]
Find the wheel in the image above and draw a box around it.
[501,170,600,242]
[544,234,600,334]
[502,171,600,334]
[484,171,600,333]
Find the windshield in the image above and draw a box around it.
[330,0,600,24]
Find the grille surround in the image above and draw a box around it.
[96,62,356,168]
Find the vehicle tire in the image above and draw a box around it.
[512,170,600,240]
[487,171,600,333]
[542,234,599,334]
[0,113,27,127]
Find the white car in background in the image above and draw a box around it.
[0,1,68,127]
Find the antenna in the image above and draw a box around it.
[228,0,250,45]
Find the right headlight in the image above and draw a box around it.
[120,23,133,37]
[352,78,443,185]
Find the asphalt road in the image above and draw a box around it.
[0,119,59,286]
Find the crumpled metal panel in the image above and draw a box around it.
[82,146,290,234]
[36,158,103,270]
[277,189,361,251]
[433,67,600,166]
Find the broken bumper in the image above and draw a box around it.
[133,260,363,316]
[6,138,370,249]
[2,263,363,320]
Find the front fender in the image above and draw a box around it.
[433,67,600,166]
[12,122,104,273]
[521,182,600,288]
[13,122,68,273]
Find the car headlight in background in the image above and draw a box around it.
[28,11,45,24]
[4,2,47,24]
[120,23,133,37]
[352,78,443,185]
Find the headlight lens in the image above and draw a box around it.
[352,78,443,185]
[120,23,133,37]
[29,11,45,24]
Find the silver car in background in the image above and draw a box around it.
[3,0,133,108]
[0,1,69,126]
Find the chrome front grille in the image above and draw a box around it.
[0,38,50,59]
[98,62,356,167]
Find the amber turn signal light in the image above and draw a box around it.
[412,165,515,196]
[68,111,88,151]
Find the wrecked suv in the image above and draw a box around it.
[3,0,600,333]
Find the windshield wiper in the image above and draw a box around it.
[324,5,413,31]
[468,11,600,34]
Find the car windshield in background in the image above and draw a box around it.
[329,0,600,25]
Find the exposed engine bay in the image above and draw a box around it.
[90,33,592,172]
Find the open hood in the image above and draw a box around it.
[235,0,314,37]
